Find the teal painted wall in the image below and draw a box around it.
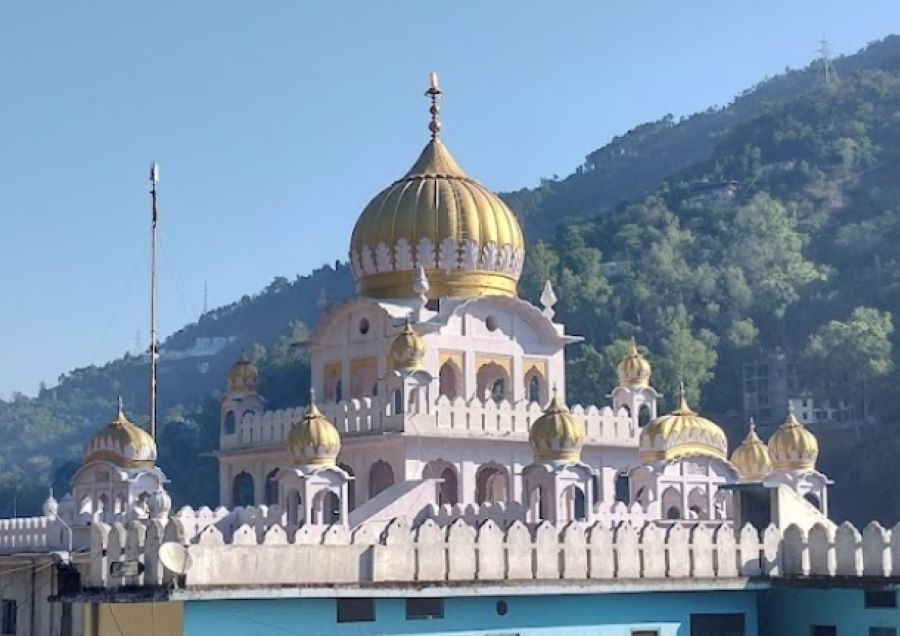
[183,591,759,636]
[762,587,900,635]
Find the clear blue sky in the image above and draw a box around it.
[0,1,897,397]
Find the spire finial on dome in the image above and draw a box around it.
[117,395,124,416]
[425,72,443,140]
[749,416,756,433]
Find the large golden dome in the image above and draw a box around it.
[528,396,586,463]
[84,401,157,469]
[287,401,342,466]
[768,410,818,472]
[349,76,525,300]
[639,392,728,463]
[730,424,772,482]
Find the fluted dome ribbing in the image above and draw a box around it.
[528,396,585,462]
[288,402,342,466]
[349,139,525,299]
[639,393,728,463]
[730,426,772,481]
[228,353,258,394]
[390,320,426,370]
[768,411,819,472]
[84,403,157,469]
[617,339,652,388]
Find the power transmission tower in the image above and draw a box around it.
[203,280,209,316]
[817,36,838,84]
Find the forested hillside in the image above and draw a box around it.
[3,36,900,523]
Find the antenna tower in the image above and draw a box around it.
[149,163,159,439]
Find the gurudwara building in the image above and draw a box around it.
[0,76,898,636]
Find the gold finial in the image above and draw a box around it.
[749,416,756,433]
[425,71,443,140]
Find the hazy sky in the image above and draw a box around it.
[1,1,898,396]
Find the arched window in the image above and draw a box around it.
[335,379,343,402]
[439,361,461,400]
[350,359,377,399]
[339,463,356,511]
[224,411,236,435]
[232,471,255,507]
[661,486,681,520]
[563,485,586,521]
[638,404,652,427]
[368,461,394,499]
[475,464,510,504]
[528,486,547,522]
[392,389,403,415]
[528,375,541,403]
[97,494,109,521]
[476,362,510,403]
[264,469,279,506]
[313,490,341,524]
[114,493,127,517]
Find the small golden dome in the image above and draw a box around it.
[228,352,258,393]
[287,401,342,466]
[639,392,728,463]
[390,319,426,370]
[349,79,525,300]
[528,396,586,462]
[617,338,652,388]
[84,401,157,469]
[730,424,772,481]
[768,410,819,472]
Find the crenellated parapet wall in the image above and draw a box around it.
[223,396,637,451]
[85,517,900,591]
[0,516,59,553]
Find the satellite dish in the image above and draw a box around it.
[158,542,193,575]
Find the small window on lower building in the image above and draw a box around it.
[870,628,898,636]
[633,630,660,636]
[336,598,375,623]
[1,600,15,635]
[405,598,444,620]
[810,627,837,636]
[690,613,745,636]
[865,590,897,608]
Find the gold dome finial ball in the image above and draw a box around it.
[288,398,342,467]
[617,338,652,388]
[391,318,426,371]
[730,421,772,482]
[768,410,819,472]
[228,352,258,394]
[528,395,586,463]
[84,400,157,469]
[639,389,728,463]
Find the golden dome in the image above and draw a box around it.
[349,77,525,300]
[287,401,342,466]
[528,396,586,462]
[730,424,772,481]
[390,319,426,370]
[639,392,728,463]
[768,410,819,472]
[84,401,157,469]
[228,353,258,394]
[617,338,652,388]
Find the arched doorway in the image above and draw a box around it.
[563,485,586,521]
[232,471,255,507]
[614,471,630,504]
[439,361,462,400]
[264,469,279,506]
[350,359,377,399]
[524,366,545,404]
[527,486,547,522]
[661,486,681,520]
[368,461,394,499]
[475,464,510,504]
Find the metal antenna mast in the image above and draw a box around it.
[149,162,159,439]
